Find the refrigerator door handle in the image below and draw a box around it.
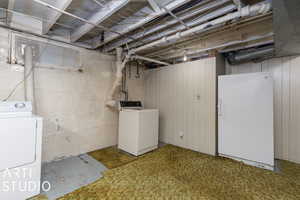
[218,99,223,117]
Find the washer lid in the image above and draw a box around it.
[0,117,37,171]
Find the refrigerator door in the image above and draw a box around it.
[218,72,274,167]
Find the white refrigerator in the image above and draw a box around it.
[218,72,274,170]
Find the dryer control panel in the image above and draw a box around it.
[0,102,32,116]
[119,101,143,110]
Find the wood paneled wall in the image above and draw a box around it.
[228,56,300,164]
[145,57,224,156]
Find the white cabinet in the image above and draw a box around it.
[145,56,225,155]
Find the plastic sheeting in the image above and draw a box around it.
[14,36,81,69]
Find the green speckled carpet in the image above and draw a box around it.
[57,145,300,200]
[88,146,137,169]
[29,194,48,200]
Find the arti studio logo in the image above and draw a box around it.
[0,168,51,192]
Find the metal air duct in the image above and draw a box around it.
[226,45,274,65]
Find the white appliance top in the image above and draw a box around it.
[0,101,33,117]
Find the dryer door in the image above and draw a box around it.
[0,117,37,171]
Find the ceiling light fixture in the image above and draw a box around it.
[183,50,188,61]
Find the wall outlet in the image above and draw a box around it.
[179,131,184,139]
[55,118,60,132]
[11,64,24,72]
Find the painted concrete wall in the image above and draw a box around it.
[144,58,224,156]
[0,27,141,162]
[126,65,146,103]
[227,56,300,164]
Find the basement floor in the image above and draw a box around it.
[31,145,300,200]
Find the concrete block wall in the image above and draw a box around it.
[36,50,118,162]
[0,27,143,162]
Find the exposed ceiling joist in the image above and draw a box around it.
[102,0,231,52]
[6,0,274,63]
[71,0,130,42]
[8,0,14,10]
[160,33,274,60]
[129,1,271,54]
[232,0,243,10]
[147,0,161,12]
[162,5,191,31]
[7,0,15,24]
[43,0,73,34]
[92,0,105,7]
[144,14,273,58]
[144,14,273,60]
[92,0,192,49]
[33,0,127,38]
[127,4,237,50]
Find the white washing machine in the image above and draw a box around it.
[118,101,159,156]
[0,102,43,200]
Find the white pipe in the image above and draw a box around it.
[159,32,274,60]
[127,4,236,50]
[103,0,231,52]
[132,55,170,66]
[93,0,192,48]
[24,46,36,113]
[106,48,129,108]
[105,52,168,108]
[24,46,32,101]
[129,2,272,54]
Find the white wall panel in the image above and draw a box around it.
[289,57,300,163]
[262,58,284,159]
[228,56,300,164]
[145,58,222,155]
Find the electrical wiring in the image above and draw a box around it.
[2,67,34,102]
[1,38,51,102]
